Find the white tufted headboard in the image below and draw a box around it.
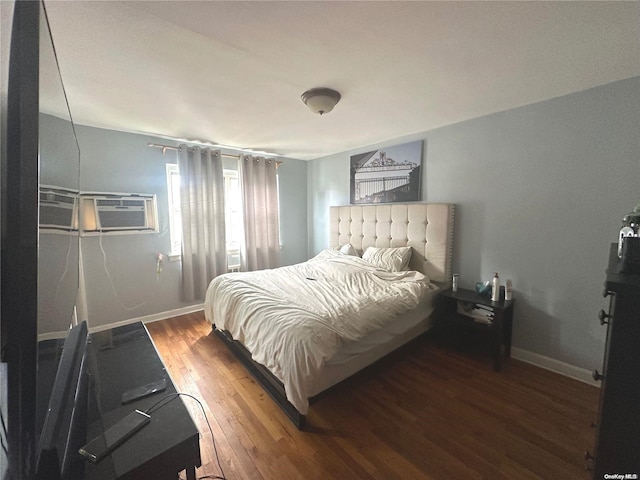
[329,203,455,284]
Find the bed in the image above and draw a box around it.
[204,203,455,428]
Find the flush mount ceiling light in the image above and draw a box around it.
[301,87,341,115]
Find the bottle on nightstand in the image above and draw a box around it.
[491,272,500,301]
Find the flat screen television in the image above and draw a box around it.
[1,1,83,478]
[35,321,88,480]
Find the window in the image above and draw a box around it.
[276,172,282,248]
[166,163,182,255]
[166,164,243,269]
[223,170,242,271]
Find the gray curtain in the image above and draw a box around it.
[177,145,226,301]
[239,155,279,271]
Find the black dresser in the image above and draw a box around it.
[589,244,640,479]
[34,321,201,479]
[84,322,201,480]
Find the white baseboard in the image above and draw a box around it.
[37,330,71,342]
[87,304,205,334]
[511,347,600,387]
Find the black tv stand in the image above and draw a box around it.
[83,322,201,480]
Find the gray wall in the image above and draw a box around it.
[308,77,640,371]
[38,114,80,336]
[71,124,307,329]
[277,156,309,267]
[76,126,182,329]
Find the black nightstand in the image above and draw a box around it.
[437,287,514,371]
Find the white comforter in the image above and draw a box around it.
[204,249,435,414]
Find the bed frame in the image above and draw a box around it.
[213,203,455,429]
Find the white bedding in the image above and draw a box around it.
[204,249,436,414]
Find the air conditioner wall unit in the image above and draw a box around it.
[39,186,79,231]
[79,192,158,235]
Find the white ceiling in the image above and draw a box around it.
[41,1,640,160]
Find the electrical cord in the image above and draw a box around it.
[38,222,75,316]
[143,391,181,415]
[144,392,227,480]
[98,232,148,311]
[0,408,8,456]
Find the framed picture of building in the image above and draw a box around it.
[350,140,423,204]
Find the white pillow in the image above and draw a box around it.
[339,243,359,256]
[362,246,412,272]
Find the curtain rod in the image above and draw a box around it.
[148,142,282,167]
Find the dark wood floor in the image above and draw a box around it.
[146,311,599,480]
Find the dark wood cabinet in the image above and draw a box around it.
[85,322,201,479]
[590,244,640,479]
[437,287,514,371]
